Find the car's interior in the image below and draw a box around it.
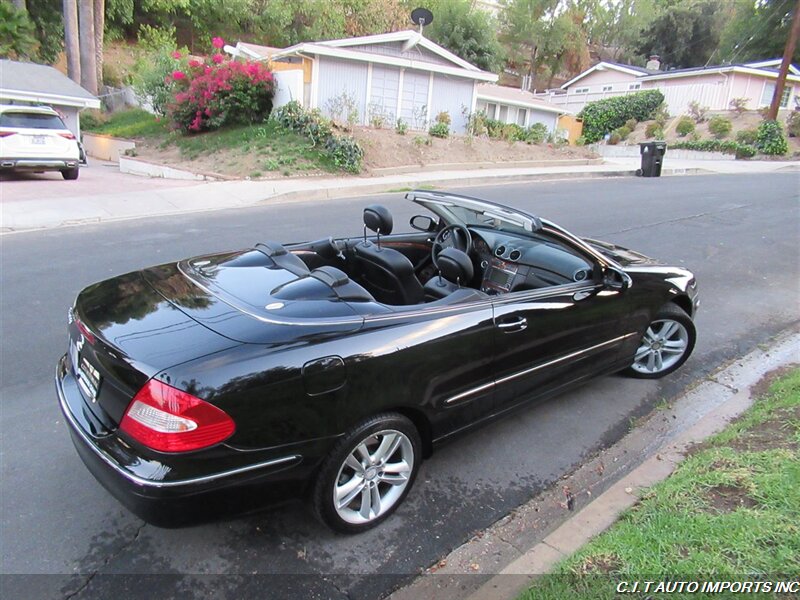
[268,201,598,309]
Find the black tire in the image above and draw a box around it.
[622,303,696,379]
[312,413,421,534]
[62,167,79,180]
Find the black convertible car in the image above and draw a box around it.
[57,191,698,532]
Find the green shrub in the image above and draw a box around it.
[272,101,363,173]
[607,131,621,145]
[614,125,632,140]
[324,135,364,173]
[676,116,695,137]
[645,122,664,139]
[429,122,450,138]
[435,111,451,125]
[756,120,788,155]
[500,123,526,141]
[575,135,587,146]
[653,103,669,127]
[670,139,757,159]
[578,89,664,143]
[395,118,408,135]
[484,117,505,139]
[625,118,637,131]
[736,128,758,145]
[708,115,732,139]
[786,112,800,138]
[688,101,708,123]
[525,122,548,144]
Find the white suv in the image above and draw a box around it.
[0,104,81,180]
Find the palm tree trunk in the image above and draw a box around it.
[63,0,80,83]
[78,0,98,95]
[93,0,104,91]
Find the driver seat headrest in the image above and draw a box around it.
[438,248,473,284]
[363,205,393,235]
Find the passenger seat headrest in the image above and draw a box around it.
[363,205,393,235]
[438,248,473,284]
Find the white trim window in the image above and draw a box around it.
[628,83,641,90]
[602,85,613,92]
[760,81,793,108]
[573,87,589,94]
[517,108,527,126]
[485,102,497,118]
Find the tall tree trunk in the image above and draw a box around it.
[63,0,81,83]
[78,0,98,95]
[93,0,104,91]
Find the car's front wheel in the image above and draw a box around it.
[312,413,421,533]
[62,167,79,180]
[623,303,696,379]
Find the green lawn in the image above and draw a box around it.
[81,108,169,139]
[83,109,339,176]
[519,367,800,599]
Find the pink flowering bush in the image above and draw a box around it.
[166,40,275,134]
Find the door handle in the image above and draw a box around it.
[497,317,527,332]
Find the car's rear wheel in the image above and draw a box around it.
[623,304,696,379]
[312,413,421,533]
[62,167,79,180]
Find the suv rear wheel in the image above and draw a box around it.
[62,167,79,180]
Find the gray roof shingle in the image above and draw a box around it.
[0,59,98,104]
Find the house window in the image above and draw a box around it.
[485,102,498,118]
[629,83,641,90]
[573,87,589,94]
[517,108,527,126]
[498,105,509,122]
[602,85,613,92]
[760,82,792,108]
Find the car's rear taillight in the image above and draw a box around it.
[0,131,16,138]
[120,379,235,452]
[58,132,76,140]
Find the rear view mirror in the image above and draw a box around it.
[410,215,436,232]
[604,267,632,291]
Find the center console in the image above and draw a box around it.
[481,258,519,293]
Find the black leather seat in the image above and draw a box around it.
[424,247,474,300]
[352,205,425,305]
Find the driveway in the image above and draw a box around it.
[0,158,201,204]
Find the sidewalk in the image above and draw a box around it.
[387,330,800,600]
[1,157,797,233]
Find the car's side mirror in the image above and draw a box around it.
[410,215,436,232]
[604,267,632,291]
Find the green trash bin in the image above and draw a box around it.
[637,141,667,177]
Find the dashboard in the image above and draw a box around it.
[470,228,594,294]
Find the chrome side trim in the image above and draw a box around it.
[56,364,301,489]
[444,332,638,405]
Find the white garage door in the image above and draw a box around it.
[399,69,430,130]
[369,65,400,125]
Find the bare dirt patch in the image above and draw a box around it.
[575,553,621,574]
[351,127,597,171]
[704,484,758,513]
[724,406,800,453]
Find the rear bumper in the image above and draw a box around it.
[56,355,313,526]
[1,158,78,170]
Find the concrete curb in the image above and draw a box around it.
[387,329,800,600]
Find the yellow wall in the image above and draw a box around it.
[558,114,583,145]
[268,58,312,84]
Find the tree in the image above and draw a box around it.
[78,0,98,94]
[94,0,104,88]
[423,0,504,72]
[63,0,80,80]
[0,1,38,59]
[635,0,731,69]
[719,0,800,64]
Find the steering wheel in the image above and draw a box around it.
[431,224,472,269]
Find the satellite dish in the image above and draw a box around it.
[410,7,434,30]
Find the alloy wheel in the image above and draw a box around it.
[631,318,689,375]
[333,429,414,524]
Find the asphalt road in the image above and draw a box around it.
[1,173,798,599]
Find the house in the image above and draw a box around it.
[539,58,800,116]
[236,31,498,133]
[475,83,569,134]
[0,59,100,137]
